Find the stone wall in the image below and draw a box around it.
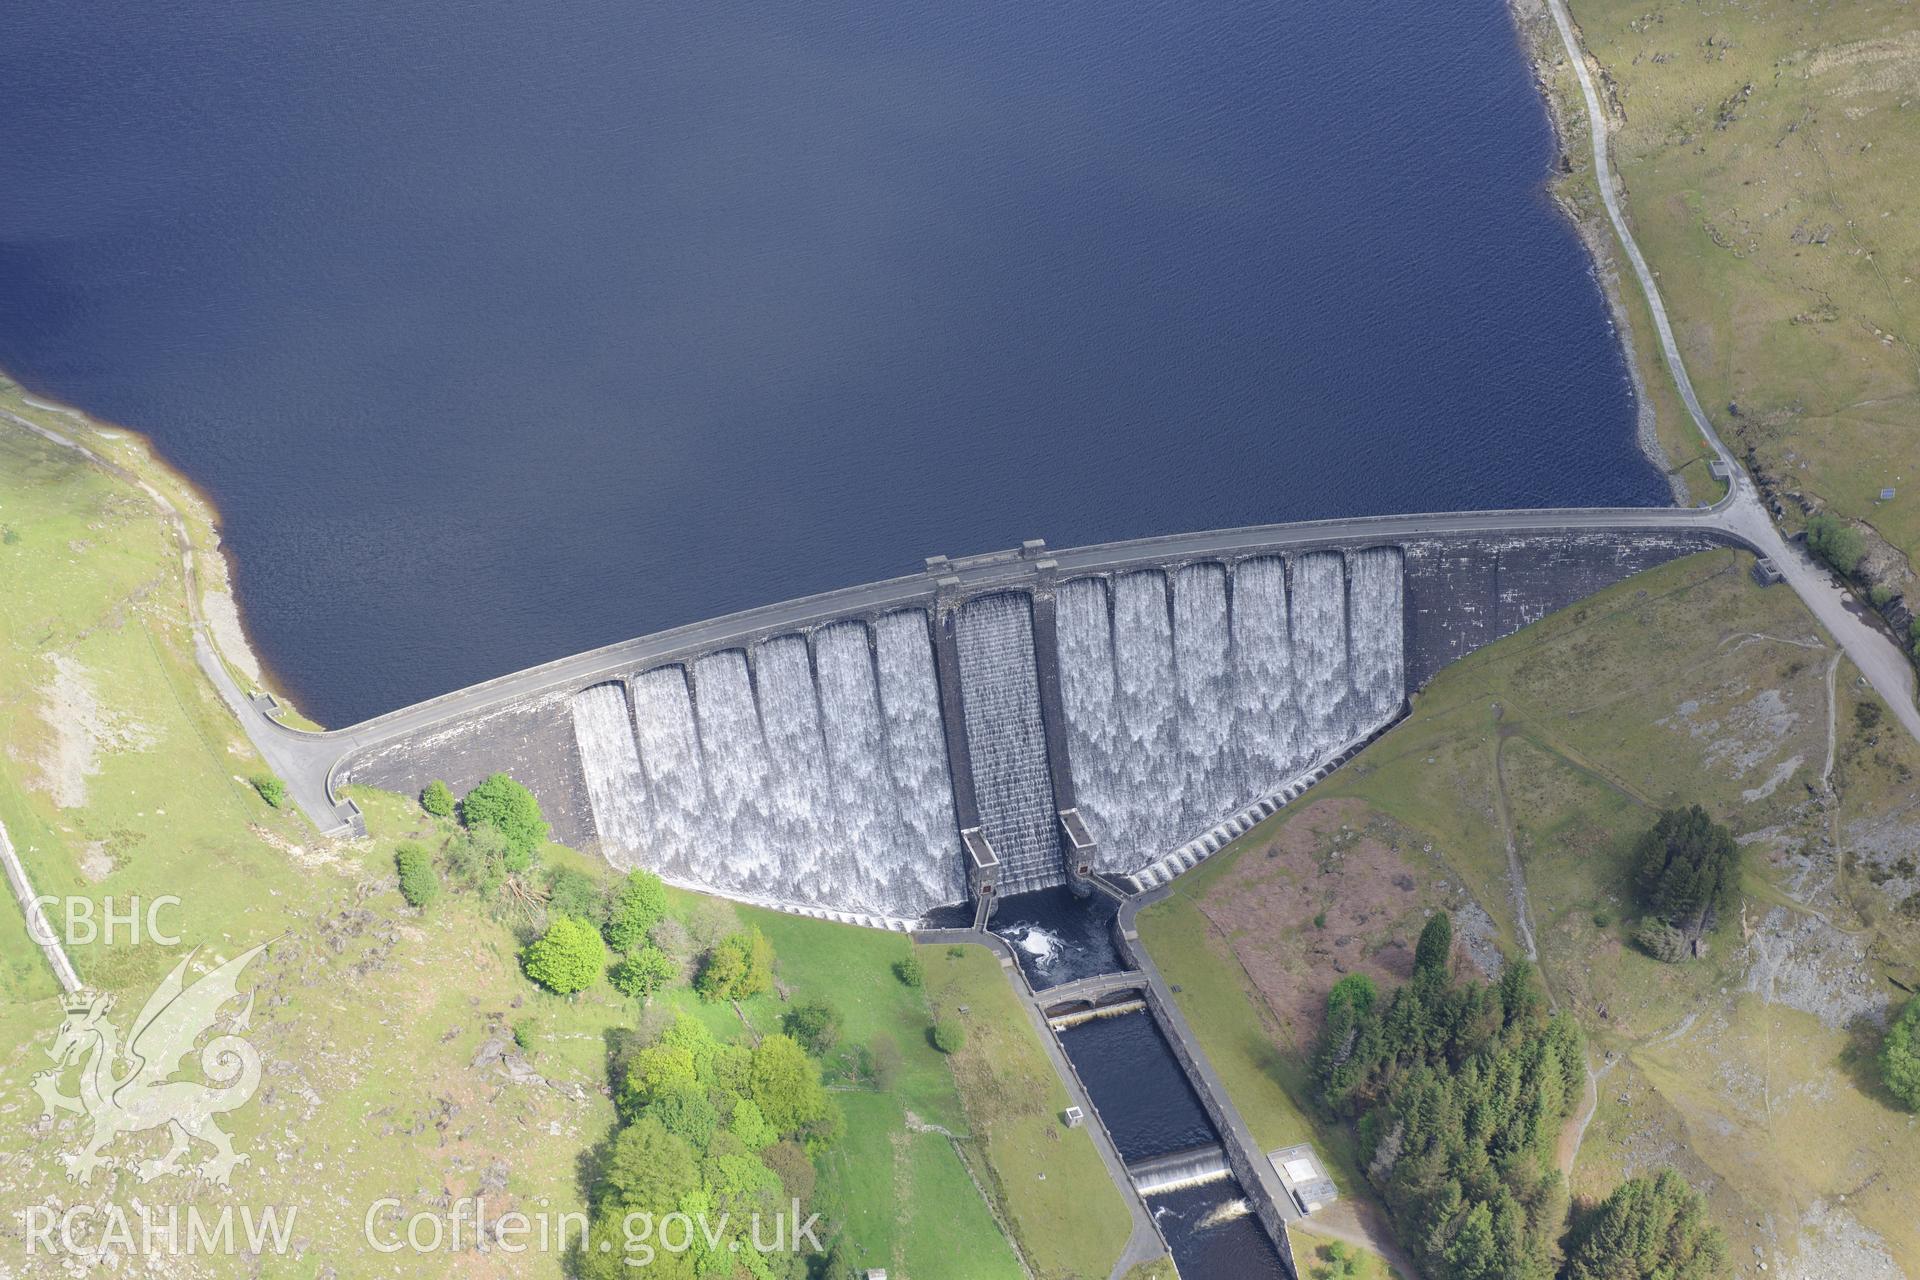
[1403,529,1729,688]
[342,686,597,846]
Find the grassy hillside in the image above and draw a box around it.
[0,394,1128,1279]
[1142,549,1920,1279]
[922,942,1135,1277]
[1560,0,1920,576]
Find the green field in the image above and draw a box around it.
[922,942,1135,1279]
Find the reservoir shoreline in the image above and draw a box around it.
[1,0,1672,725]
[1504,0,1696,506]
[0,372,306,725]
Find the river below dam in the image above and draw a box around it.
[1061,1008,1293,1275]
[0,0,1665,725]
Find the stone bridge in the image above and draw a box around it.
[1037,970,1149,1012]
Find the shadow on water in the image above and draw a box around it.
[985,885,1121,991]
[919,900,976,931]
[1151,1180,1292,1279]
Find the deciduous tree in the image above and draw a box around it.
[609,945,677,999]
[420,779,454,818]
[460,773,548,867]
[447,824,511,897]
[1881,997,1920,1110]
[394,841,440,908]
[603,869,669,951]
[251,774,288,808]
[522,914,604,994]
[546,865,603,923]
[1805,513,1865,576]
[748,1033,828,1135]
[782,998,842,1056]
[932,1020,965,1053]
[696,928,774,1003]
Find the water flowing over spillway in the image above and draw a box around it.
[1348,545,1408,726]
[953,593,1066,896]
[569,548,1407,919]
[1056,548,1405,874]
[569,610,964,920]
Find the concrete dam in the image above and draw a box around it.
[1055,550,1401,882]
[305,512,1742,929]
[571,615,966,917]
[560,550,1407,922]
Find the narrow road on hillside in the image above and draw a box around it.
[1489,701,1618,1184]
[1543,0,1920,747]
[1824,649,1844,794]
[1490,711,1542,967]
[0,405,352,835]
[1560,1055,1616,1178]
[1294,1201,1425,1280]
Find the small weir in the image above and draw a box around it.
[1058,1001,1293,1277]
[1045,997,1144,1029]
[1128,1144,1232,1195]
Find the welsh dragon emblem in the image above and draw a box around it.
[33,944,267,1187]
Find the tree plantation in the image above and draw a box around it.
[1315,914,1726,1280]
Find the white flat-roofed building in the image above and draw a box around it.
[1268,1143,1338,1215]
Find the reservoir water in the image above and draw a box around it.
[0,0,1665,725]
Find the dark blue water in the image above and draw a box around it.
[1058,1011,1215,1161]
[988,887,1123,991]
[0,0,1664,725]
[1152,1180,1292,1279]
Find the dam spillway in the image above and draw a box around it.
[1056,548,1404,875]
[953,593,1067,897]
[334,524,1734,924]
[574,547,1407,914]
[569,611,965,920]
